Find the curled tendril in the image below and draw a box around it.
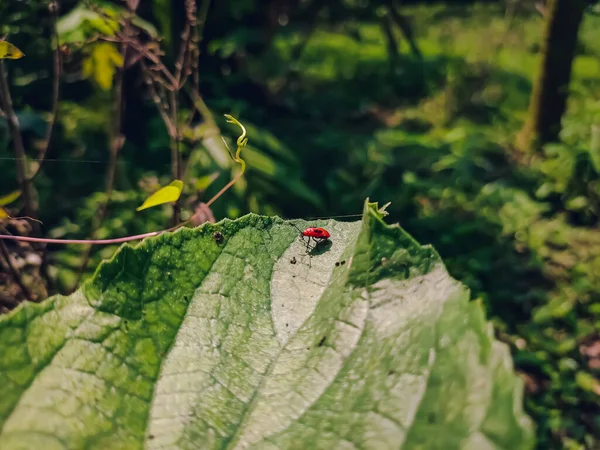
[224,114,248,148]
[222,114,248,173]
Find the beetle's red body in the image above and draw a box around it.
[298,226,331,252]
[302,227,331,240]
[289,222,332,253]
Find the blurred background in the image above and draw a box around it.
[1,0,599,448]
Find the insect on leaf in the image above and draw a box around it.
[136,179,184,211]
[0,41,24,60]
[0,190,21,207]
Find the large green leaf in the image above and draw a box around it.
[0,201,533,449]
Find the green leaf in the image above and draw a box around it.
[194,172,220,191]
[136,179,183,211]
[57,3,157,44]
[57,4,119,43]
[0,200,533,449]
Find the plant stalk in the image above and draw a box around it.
[0,62,37,221]
[0,240,33,302]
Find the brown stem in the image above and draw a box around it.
[187,0,211,116]
[169,90,180,180]
[29,0,62,182]
[0,240,33,302]
[104,35,178,89]
[29,0,62,297]
[169,2,197,225]
[174,21,192,88]
[204,172,244,208]
[0,62,37,221]
[74,43,127,287]
[168,88,181,225]
[141,62,177,138]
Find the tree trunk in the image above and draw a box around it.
[516,0,586,153]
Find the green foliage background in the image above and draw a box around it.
[1,1,599,449]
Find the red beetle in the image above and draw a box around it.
[302,227,330,240]
[295,225,331,251]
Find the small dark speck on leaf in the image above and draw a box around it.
[214,231,224,244]
[285,323,289,327]
[388,369,395,376]
[148,435,155,440]
[340,260,346,265]
[335,262,340,267]
[290,257,297,264]
[318,336,326,347]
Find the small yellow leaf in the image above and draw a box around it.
[83,42,124,90]
[0,41,25,59]
[0,207,8,219]
[0,190,21,207]
[137,180,183,211]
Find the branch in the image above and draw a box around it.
[174,20,192,89]
[0,230,163,246]
[103,34,178,89]
[169,88,181,225]
[74,40,127,284]
[386,1,422,60]
[186,0,212,118]
[0,62,37,220]
[171,0,200,224]
[0,240,33,301]
[29,0,62,182]
[141,62,177,138]
[380,14,400,71]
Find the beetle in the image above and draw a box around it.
[290,224,331,251]
[213,231,224,244]
[302,227,330,242]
